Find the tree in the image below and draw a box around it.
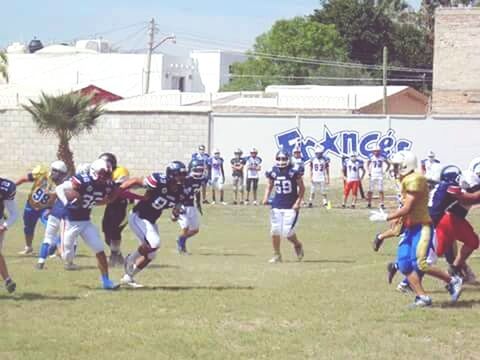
[22,92,104,174]
[0,51,8,83]
[223,16,366,91]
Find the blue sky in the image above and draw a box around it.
[1,0,422,55]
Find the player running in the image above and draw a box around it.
[308,145,330,208]
[56,158,119,289]
[176,160,205,254]
[342,153,365,208]
[231,149,246,205]
[16,161,68,255]
[208,149,226,205]
[0,177,18,293]
[263,150,305,263]
[192,145,210,204]
[120,161,187,287]
[366,145,390,209]
[369,150,462,307]
[245,148,262,205]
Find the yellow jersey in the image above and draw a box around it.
[112,166,129,184]
[27,165,57,210]
[400,172,431,227]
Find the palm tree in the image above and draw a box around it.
[0,51,8,83]
[22,92,104,174]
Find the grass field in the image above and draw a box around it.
[1,187,480,360]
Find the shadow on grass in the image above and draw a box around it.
[0,292,79,301]
[438,299,480,309]
[124,285,255,292]
[148,264,181,269]
[198,253,254,257]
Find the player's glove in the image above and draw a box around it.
[369,209,388,222]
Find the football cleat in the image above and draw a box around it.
[396,280,412,293]
[294,244,304,261]
[446,276,463,303]
[253,201,258,206]
[102,278,120,290]
[18,246,33,256]
[120,274,144,288]
[268,254,282,263]
[387,262,398,284]
[36,262,45,270]
[5,279,16,294]
[308,203,313,208]
[372,234,384,252]
[463,264,477,284]
[410,295,432,308]
[221,201,227,206]
[64,262,79,271]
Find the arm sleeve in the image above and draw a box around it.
[56,181,74,206]
[3,199,18,228]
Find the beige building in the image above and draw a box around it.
[432,8,480,114]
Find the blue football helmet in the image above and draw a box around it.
[441,165,461,185]
[190,159,205,179]
[276,150,290,168]
[166,161,188,184]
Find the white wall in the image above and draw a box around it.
[211,114,480,181]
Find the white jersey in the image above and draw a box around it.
[291,157,305,175]
[368,155,387,179]
[311,157,329,182]
[209,157,224,179]
[344,159,363,181]
[245,156,262,179]
[421,158,440,179]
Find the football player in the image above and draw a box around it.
[208,149,226,205]
[342,153,365,209]
[263,150,305,263]
[192,145,210,204]
[120,161,187,287]
[231,149,246,205]
[176,160,205,254]
[421,150,440,180]
[308,145,330,208]
[245,148,262,205]
[0,177,18,293]
[291,145,305,176]
[369,150,462,307]
[99,153,130,266]
[366,145,390,209]
[56,158,119,289]
[16,161,68,255]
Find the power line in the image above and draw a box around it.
[227,74,432,82]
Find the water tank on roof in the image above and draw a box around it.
[28,38,44,53]
[75,39,111,53]
[7,42,27,54]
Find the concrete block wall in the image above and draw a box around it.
[0,109,210,178]
[432,8,480,114]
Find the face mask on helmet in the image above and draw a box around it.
[191,165,204,179]
[50,169,67,183]
[90,159,112,183]
[167,162,187,185]
[198,145,205,155]
[441,165,462,184]
[99,153,117,170]
[276,152,289,168]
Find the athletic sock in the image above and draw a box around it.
[178,236,187,248]
[101,274,110,285]
[39,243,50,261]
[131,250,142,262]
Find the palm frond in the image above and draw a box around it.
[0,51,9,83]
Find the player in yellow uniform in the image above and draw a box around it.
[369,150,462,307]
[16,161,68,255]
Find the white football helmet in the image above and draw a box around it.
[50,160,68,183]
[77,163,91,175]
[391,150,417,176]
[372,144,381,153]
[350,152,357,161]
[90,158,112,182]
[251,147,258,155]
[213,148,220,157]
[427,150,435,159]
[468,157,480,177]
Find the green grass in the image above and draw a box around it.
[1,187,480,360]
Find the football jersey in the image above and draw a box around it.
[266,165,301,209]
[421,158,440,179]
[344,159,363,181]
[183,176,204,207]
[0,178,16,217]
[27,165,57,210]
[231,157,246,177]
[368,154,387,179]
[311,156,330,182]
[291,157,305,176]
[133,173,184,223]
[245,156,262,179]
[110,166,129,206]
[208,157,224,179]
[191,152,210,167]
[400,172,431,226]
[428,182,457,226]
[67,173,115,221]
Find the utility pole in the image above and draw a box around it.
[144,18,176,95]
[382,46,388,115]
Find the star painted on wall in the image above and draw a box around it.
[320,128,340,155]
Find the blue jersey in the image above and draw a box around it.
[183,176,204,207]
[0,178,16,216]
[191,152,210,167]
[266,165,301,209]
[428,182,457,226]
[67,173,115,221]
[133,173,184,223]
